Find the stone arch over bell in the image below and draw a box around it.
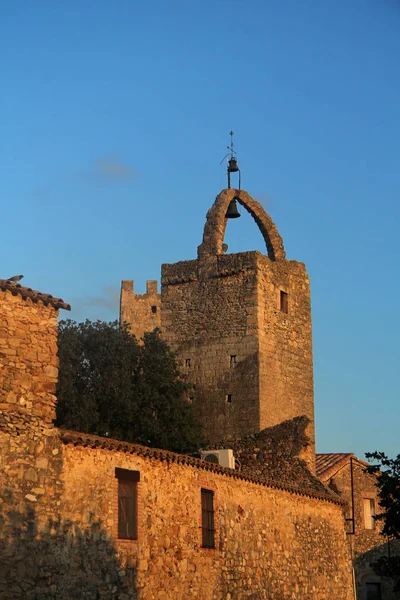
[197,189,286,261]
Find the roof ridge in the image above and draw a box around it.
[0,280,71,311]
[60,429,343,506]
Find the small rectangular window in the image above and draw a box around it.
[115,468,139,540]
[226,394,232,403]
[151,305,157,314]
[201,489,215,549]
[185,358,191,367]
[280,290,288,314]
[230,355,236,367]
[363,498,376,530]
[366,583,382,600]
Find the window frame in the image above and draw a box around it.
[365,582,382,600]
[363,497,376,530]
[115,468,140,541]
[280,290,289,314]
[201,488,215,549]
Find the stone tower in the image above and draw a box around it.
[121,188,314,463]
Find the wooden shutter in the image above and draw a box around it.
[115,469,139,539]
[201,489,215,548]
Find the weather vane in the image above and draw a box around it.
[220,131,241,219]
[220,130,241,190]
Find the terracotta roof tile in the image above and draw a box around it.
[60,429,343,505]
[205,418,340,502]
[0,280,71,311]
[316,453,353,479]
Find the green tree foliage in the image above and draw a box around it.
[56,320,205,453]
[366,452,400,591]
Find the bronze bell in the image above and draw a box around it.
[225,198,241,219]
[227,157,239,173]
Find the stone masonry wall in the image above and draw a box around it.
[120,280,161,340]
[161,248,315,462]
[0,289,65,598]
[59,439,355,600]
[0,284,355,599]
[0,288,59,429]
[161,253,260,443]
[121,189,316,458]
[256,253,314,469]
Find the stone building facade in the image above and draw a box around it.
[317,454,400,600]
[0,279,356,599]
[120,189,315,467]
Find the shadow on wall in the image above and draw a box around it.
[0,489,137,600]
[193,352,259,444]
[353,539,400,600]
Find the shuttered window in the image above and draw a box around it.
[363,498,376,530]
[201,488,215,549]
[115,468,139,540]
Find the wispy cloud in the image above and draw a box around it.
[69,286,120,321]
[78,155,137,182]
[254,191,273,207]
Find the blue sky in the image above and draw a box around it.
[2,1,400,459]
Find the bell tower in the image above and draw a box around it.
[161,187,315,466]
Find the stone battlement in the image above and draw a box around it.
[120,279,161,339]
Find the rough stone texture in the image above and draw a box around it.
[157,189,315,469]
[0,287,137,600]
[0,284,356,599]
[0,279,71,311]
[317,454,400,600]
[60,427,336,504]
[59,436,354,600]
[197,188,286,262]
[207,417,325,499]
[120,280,160,340]
[0,288,61,428]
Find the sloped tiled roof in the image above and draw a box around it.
[316,453,353,479]
[0,280,71,311]
[205,417,340,502]
[60,429,343,505]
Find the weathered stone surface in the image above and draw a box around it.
[120,279,160,341]
[121,190,315,468]
[0,278,355,599]
[318,454,400,600]
[59,439,354,600]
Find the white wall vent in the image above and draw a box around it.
[201,449,235,469]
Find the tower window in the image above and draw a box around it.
[280,291,288,314]
[230,355,236,367]
[185,358,191,367]
[151,305,157,314]
[226,394,232,403]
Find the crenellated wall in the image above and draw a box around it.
[120,279,161,340]
[156,189,315,463]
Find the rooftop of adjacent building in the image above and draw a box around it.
[61,423,341,505]
[316,453,370,480]
[0,279,71,311]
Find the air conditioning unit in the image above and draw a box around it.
[201,449,235,469]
